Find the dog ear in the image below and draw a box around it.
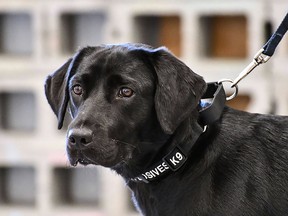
[44,52,81,129]
[151,48,207,134]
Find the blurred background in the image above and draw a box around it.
[0,0,287,215]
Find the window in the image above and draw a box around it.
[60,12,107,53]
[200,15,248,58]
[134,15,181,56]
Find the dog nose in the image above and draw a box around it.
[68,128,93,148]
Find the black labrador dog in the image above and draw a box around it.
[45,43,288,216]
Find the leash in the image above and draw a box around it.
[231,12,288,87]
[129,82,226,183]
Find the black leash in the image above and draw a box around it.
[129,82,226,183]
[232,12,288,87]
[263,13,288,57]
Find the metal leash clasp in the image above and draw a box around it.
[231,48,271,87]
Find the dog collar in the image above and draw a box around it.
[129,82,226,183]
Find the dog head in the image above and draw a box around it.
[45,44,206,168]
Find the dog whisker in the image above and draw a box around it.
[111,139,136,148]
[112,138,167,146]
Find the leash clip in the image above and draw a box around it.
[231,48,271,87]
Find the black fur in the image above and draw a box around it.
[45,43,288,216]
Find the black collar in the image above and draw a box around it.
[129,82,226,183]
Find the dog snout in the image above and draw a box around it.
[68,128,93,148]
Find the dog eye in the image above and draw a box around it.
[118,87,134,98]
[72,85,83,96]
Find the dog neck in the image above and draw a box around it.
[113,111,204,184]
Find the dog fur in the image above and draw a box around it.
[45,43,288,216]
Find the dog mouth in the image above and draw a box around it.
[68,150,98,167]
[67,144,132,168]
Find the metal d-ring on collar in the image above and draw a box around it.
[218,79,238,101]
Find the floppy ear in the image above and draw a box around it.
[151,48,207,134]
[44,52,81,129]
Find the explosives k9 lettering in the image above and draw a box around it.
[141,151,186,180]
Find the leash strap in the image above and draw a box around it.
[129,82,226,183]
[263,12,288,57]
[232,12,288,87]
